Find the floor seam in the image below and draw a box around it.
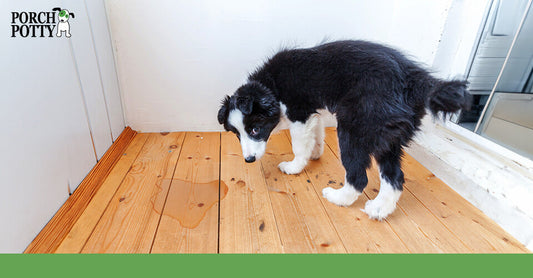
[259,161,285,252]
[149,132,187,253]
[217,132,222,254]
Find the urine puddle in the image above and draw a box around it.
[158,179,228,229]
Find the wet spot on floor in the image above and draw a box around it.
[157,179,228,229]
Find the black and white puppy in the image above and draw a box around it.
[218,40,471,220]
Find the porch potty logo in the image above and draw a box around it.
[11,7,75,38]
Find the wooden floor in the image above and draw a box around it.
[37,128,529,253]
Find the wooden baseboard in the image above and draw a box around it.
[24,127,137,253]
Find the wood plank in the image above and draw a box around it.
[81,132,185,253]
[402,156,529,253]
[150,132,221,253]
[55,133,149,253]
[219,132,283,253]
[364,162,471,253]
[25,127,136,253]
[324,128,468,253]
[283,130,408,253]
[260,132,346,253]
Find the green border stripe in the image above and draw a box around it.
[1,254,531,277]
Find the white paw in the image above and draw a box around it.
[310,143,324,160]
[322,186,359,207]
[362,198,397,221]
[278,160,305,175]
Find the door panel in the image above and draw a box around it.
[1,0,124,252]
[0,0,95,252]
[85,0,125,141]
[66,0,113,159]
[467,0,529,92]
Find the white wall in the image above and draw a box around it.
[106,0,453,132]
[0,0,123,252]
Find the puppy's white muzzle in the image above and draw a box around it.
[241,137,266,163]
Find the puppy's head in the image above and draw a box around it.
[218,82,280,163]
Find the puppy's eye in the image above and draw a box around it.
[250,127,260,136]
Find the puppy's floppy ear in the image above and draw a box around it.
[236,96,253,115]
[258,91,280,117]
[217,95,231,124]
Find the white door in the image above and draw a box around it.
[0,0,124,252]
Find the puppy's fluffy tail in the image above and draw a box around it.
[428,80,472,119]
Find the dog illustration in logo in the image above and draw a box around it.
[53,7,75,38]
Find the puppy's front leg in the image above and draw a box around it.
[278,115,319,174]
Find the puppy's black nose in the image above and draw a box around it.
[245,156,256,163]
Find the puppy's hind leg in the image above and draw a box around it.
[322,127,370,206]
[278,115,319,175]
[363,145,404,220]
[310,116,325,160]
